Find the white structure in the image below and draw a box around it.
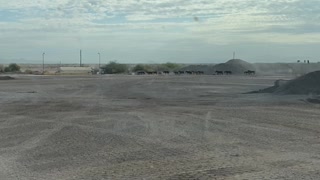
[58,67,92,75]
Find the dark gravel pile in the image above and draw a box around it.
[252,71,320,95]
[180,59,255,75]
[277,71,320,94]
[214,59,256,74]
[0,76,15,80]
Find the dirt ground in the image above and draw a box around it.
[0,74,320,180]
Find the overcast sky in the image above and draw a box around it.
[1,0,320,64]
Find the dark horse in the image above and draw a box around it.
[215,71,223,75]
[244,70,255,75]
[137,71,146,75]
[196,71,204,75]
[163,71,170,75]
[224,71,232,75]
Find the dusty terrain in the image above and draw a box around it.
[0,74,320,180]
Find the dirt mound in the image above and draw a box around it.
[180,59,255,75]
[214,59,256,74]
[306,97,320,104]
[0,76,15,80]
[278,71,320,94]
[252,71,320,95]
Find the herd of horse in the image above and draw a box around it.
[136,70,256,75]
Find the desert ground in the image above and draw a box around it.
[0,74,320,180]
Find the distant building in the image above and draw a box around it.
[58,67,93,75]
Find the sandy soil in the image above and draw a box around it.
[0,74,320,180]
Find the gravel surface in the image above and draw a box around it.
[0,74,320,180]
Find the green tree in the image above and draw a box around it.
[101,61,128,74]
[155,62,181,71]
[5,63,21,72]
[132,64,154,72]
[163,62,180,70]
[133,64,146,72]
[24,69,33,74]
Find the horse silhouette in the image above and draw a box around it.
[244,70,255,75]
[224,71,232,75]
[215,71,223,75]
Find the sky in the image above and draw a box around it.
[1,0,320,64]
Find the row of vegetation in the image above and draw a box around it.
[0,63,21,73]
[101,61,182,74]
[132,62,181,72]
[0,62,182,74]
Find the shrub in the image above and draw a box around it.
[4,67,10,72]
[132,64,154,72]
[131,63,181,72]
[154,62,181,71]
[0,65,4,73]
[4,63,21,72]
[162,62,181,70]
[24,69,33,74]
[9,63,21,72]
[133,64,146,72]
[101,61,128,74]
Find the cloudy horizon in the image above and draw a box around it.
[1,0,320,64]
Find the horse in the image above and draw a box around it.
[224,71,232,75]
[215,71,223,75]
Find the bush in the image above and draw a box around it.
[4,67,10,72]
[133,64,146,72]
[9,63,20,72]
[0,65,4,73]
[101,61,128,74]
[132,63,181,73]
[4,63,21,72]
[24,69,33,74]
[152,62,181,72]
[162,62,181,70]
[132,64,154,72]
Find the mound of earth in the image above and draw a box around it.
[214,59,256,74]
[0,76,15,80]
[306,97,320,104]
[252,71,320,95]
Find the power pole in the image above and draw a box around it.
[42,52,45,73]
[80,49,82,67]
[233,52,236,60]
[98,52,101,69]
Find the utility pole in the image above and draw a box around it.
[42,52,45,73]
[233,52,236,60]
[80,49,82,67]
[98,52,101,69]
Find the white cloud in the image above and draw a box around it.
[1,0,320,63]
